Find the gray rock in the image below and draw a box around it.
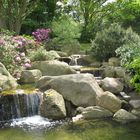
[129,100,140,109]
[40,89,66,119]
[113,109,138,123]
[108,57,120,66]
[46,50,60,60]
[0,63,18,90]
[20,69,42,84]
[131,109,140,117]
[37,73,104,107]
[56,51,68,57]
[115,67,125,78]
[103,66,134,92]
[97,91,122,113]
[102,66,115,78]
[32,60,76,76]
[81,106,113,119]
[120,92,131,101]
[101,77,124,94]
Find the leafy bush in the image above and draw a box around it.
[116,28,140,66]
[29,47,47,61]
[52,15,81,40]
[48,15,81,54]
[32,28,51,42]
[0,42,15,73]
[0,31,34,78]
[127,58,140,92]
[91,23,125,61]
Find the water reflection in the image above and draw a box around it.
[0,118,140,140]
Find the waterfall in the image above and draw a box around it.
[69,55,81,66]
[13,94,21,118]
[0,92,42,121]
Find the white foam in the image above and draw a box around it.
[10,115,51,127]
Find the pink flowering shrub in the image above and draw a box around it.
[0,33,34,79]
[32,28,51,42]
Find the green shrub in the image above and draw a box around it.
[0,33,17,73]
[47,15,81,54]
[58,39,81,55]
[91,23,125,61]
[127,58,140,92]
[29,47,47,61]
[0,44,15,73]
[52,15,81,40]
[116,28,140,66]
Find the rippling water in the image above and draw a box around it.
[0,116,140,140]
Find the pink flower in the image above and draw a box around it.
[15,56,21,62]
[0,38,5,45]
[20,52,25,57]
[24,63,31,68]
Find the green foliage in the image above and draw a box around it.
[48,15,81,54]
[0,0,39,34]
[52,15,81,40]
[80,43,91,53]
[91,23,125,61]
[0,30,38,77]
[107,0,140,35]
[127,58,140,92]
[0,33,16,73]
[0,44,15,73]
[29,47,47,61]
[78,0,115,42]
[116,28,140,66]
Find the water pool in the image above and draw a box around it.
[0,117,140,140]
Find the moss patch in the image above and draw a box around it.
[1,84,38,95]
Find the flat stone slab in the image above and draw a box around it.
[120,92,131,101]
[129,100,140,109]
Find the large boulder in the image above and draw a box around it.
[101,77,124,94]
[103,66,134,91]
[77,106,113,119]
[0,63,18,90]
[37,73,104,107]
[40,89,66,119]
[20,69,42,84]
[113,109,138,123]
[32,60,76,76]
[97,91,122,113]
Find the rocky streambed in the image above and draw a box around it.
[0,55,140,140]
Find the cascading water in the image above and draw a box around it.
[0,91,42,121]
[69,55,81,66]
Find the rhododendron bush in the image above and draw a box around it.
[0,32,36,79]
[0,29,51,79]
[32,28,51,42]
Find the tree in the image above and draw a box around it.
[21,0,60,34]
[75,0,115,42]
[0,0,40,34]
[107,0,140,34]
